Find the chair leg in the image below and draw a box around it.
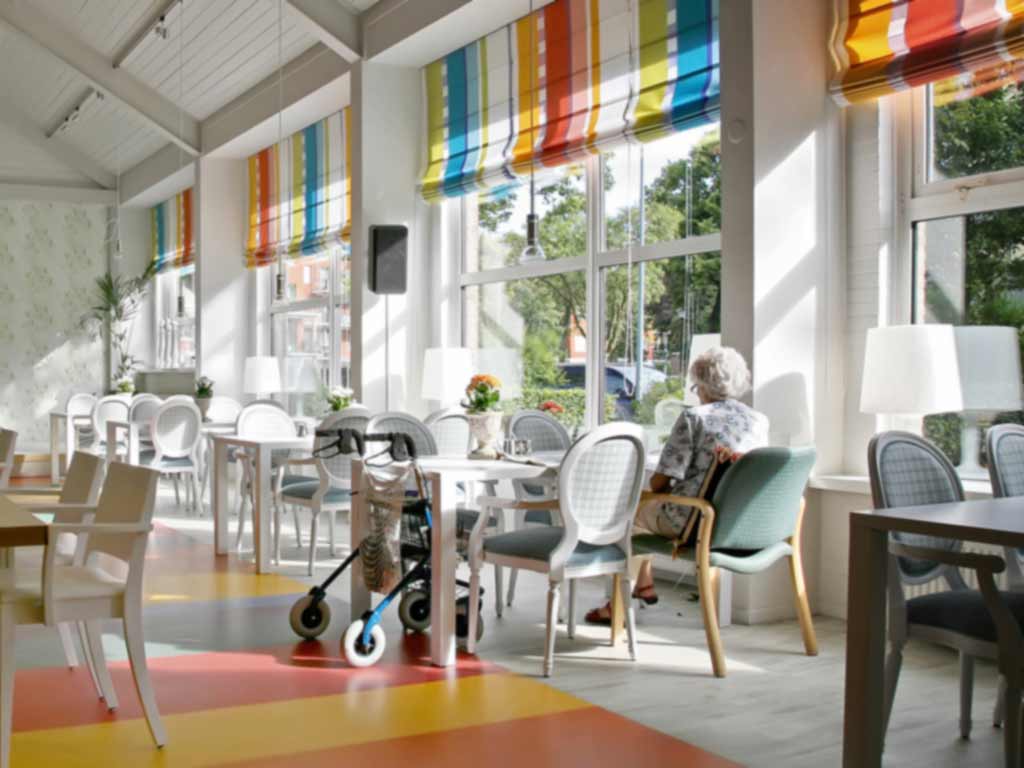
[995,676,1008,728]
[882,644,904,741]
[544,581,561,678]
[328,508,337,558]
[307,510,319,577]
[618,572,638,661]
[172,476,180,507]
[567,579,577,640]
[789,552,818,656]
[273,499,282,565]
[1004,682,1021,768]
[698,562,726,677]
[467,561,482,654]
[123,605,167,747]
[234,490,248,551]
[191,472,202,516]
[77,621,103,699]
[293,506,303,548]
[83,621,118,711]
[57,622,78,667]
[507,568,518,607]
[493,565,503,619]
[960,652,975,740]
[0,605,14,768]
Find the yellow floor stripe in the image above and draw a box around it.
[144,571,308,604]
[12,673,588,767]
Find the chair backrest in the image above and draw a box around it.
[59,451,104,504]
[654,398,686,429]
[206,395,243,424]
[426,408,471,456]
[366,412,437,457]
[66,393,97,421]
[868,431,966,585]
[708,446,816,552]
[988,424,1024,499]
[91,395,130,439]
[557,423,646,554]
[510,409,571,452]
[128,394,163,424]
[236,400,296,439]
[86,462,159,567]
[150,400,202,459]
[0,428,16,487]
[313,406,371,487]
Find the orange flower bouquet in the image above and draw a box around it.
[463,374,503,459]
[463,374,502,414]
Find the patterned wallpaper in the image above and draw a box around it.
[0,201,106,450]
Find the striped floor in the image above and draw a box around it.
[10,520,738,767]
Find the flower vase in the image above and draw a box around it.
[195,397,212,419]
[467,411,503,460]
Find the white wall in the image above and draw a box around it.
[196,156,251,402]
[351,61,431,417]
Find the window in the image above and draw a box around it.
[908,83,1024,469]
[269,247,351,417]
[154,266,195,370]
[460,124,722,443]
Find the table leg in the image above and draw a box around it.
[64,416,75,480]
[213,441,230,555]
[430,473,458,668]
[105,423,117,468]
[349,461,370,619]
[843,519,888,768]
[49,414,60,486]
[253,447,272,573]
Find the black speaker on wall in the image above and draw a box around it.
[369,225,408,294]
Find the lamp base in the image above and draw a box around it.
[959,416,988,481]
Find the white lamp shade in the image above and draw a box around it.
[244,356,282,395]
[955,326,1023,412]
[420,347,474,404]
[683,333,722,406]
[860,325,964,415]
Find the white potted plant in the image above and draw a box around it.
[195,376,214,418]
[462,374,503,460]
[325,385,354,412]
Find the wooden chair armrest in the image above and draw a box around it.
[50,522,152,535]
[890,542,1005,575]
[475,496,560,511]
[29,503,97,514]
[3,487,61,496]
[639,492,715,515]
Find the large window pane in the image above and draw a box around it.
[463,274,587,430]
[155,266,195,370]
[274,306,330,417]
[928,82,1024,182]
[280,253,331,301]
[464,163,587,272]
[601,252,722,446]
[604,125,720,249]
[914,207,1024,466]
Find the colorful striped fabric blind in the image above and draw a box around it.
[831,0,1024,106]
[245,108,352,269]
[420,0,720,203]
[151,188,194,274]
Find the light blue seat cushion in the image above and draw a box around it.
[633,535,792,575]
[483,527,625,567]
[138,450,194,471]
[524,509,553,525]
[281,482,351,504]
[280,473,316,488]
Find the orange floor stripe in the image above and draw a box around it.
[219,706,741,768]
[15,636,497,732]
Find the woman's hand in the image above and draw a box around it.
[648,472,670,493]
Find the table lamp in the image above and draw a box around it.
[244,356,282,400]
[860,325,964,416]
[954,326,1023,478]
[421,347,474,407]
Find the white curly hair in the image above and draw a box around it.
[688,346,752,401]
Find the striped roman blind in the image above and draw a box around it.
[151,188,195,274]
[831,0,1024,106]
[245,107,352,269]
[419,0,720,202]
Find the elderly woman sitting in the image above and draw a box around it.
[586,346,768,624]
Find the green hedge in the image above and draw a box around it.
[504,387,616,428]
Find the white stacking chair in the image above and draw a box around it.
[89,395,130,459]
[280,406,370,574]
[128,394,163,448]
[0,462,166,767]
[65,393,98,453]
[137,400,203,513]
[425,408,472,456]
[467,423,646,677]
[0,430,14,489]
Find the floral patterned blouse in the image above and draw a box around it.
[652,399,770,532]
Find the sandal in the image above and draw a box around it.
[584,603,612,626]
[632,584,659,606]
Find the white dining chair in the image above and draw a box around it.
[466,423,646,677]
[0,462,166,767]
[65,393,97,451]
[89,395,130,459]
[425,408,472,456]
[137,400,203,513]
[0,430,15,489]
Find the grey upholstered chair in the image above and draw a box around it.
[988,423,1024,588]
[868,430,1007,744]
[634,446,818,677]
[466,423,647,677]
[425,408,471,456]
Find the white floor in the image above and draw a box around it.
[159,489,1005,768]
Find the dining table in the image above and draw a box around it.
[843,496,1024,767]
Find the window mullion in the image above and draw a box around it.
[585,152,603,429]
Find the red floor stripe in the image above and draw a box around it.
[14,635,498,732]
[215,705,742,768]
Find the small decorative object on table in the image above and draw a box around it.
[463,374,503,460]
[115,377,135,395]
[195,375,214,418]
[325,386,354,412]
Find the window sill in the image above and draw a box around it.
[810,474,993,498]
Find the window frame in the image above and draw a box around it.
[457,136,723,430]
[153,265,196,371]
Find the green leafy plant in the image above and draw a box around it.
[325,386,354,411]
[195,376,214,399]
[82,263,156,389]
[115,377,135,394]
[463,375,502,414]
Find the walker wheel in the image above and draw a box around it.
[343,619,386,667]
[289,595,331,640]
[455,598,484,642]
[398,590,431,633]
